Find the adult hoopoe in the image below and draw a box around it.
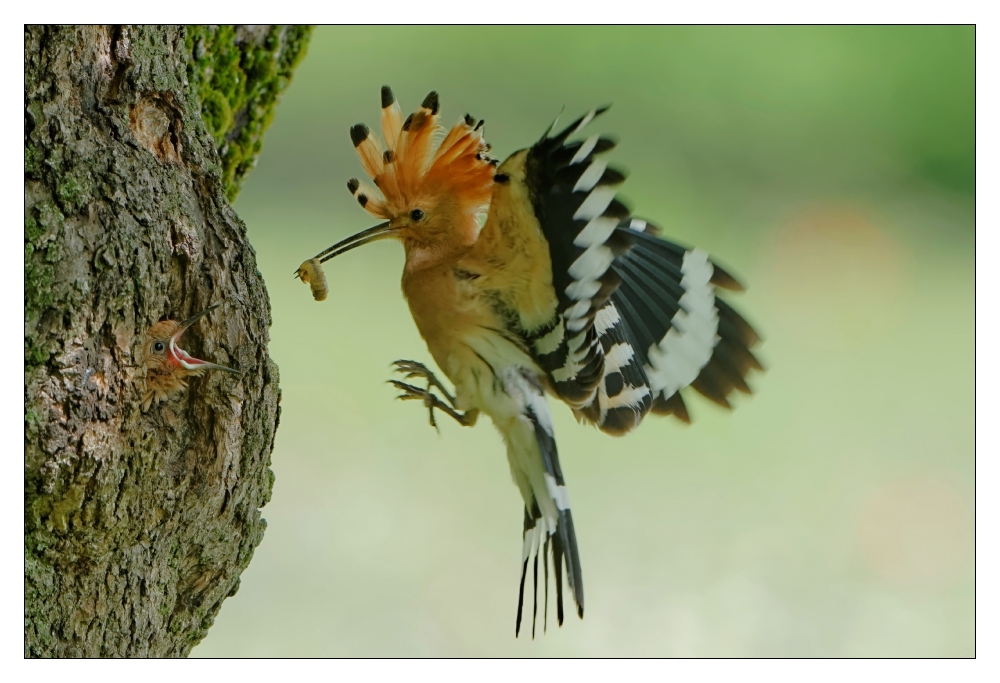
[300,87,762,637]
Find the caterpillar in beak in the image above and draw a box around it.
[296,258,328,302]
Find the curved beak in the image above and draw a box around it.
[177,304,221,333]
[169,304,240,374]
[293,221,399,277]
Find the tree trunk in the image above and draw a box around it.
[24,25,311,657]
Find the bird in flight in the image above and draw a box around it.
[299,87,762,637]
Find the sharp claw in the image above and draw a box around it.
[388,363,466,429]
[389,379,419,393]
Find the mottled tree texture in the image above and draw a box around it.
[24,25,310,657]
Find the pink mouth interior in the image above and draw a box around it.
[171,344,209,368]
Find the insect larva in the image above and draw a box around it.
[296,258,328,302]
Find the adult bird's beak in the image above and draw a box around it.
[169,304,241,374]
[294,221,399,277]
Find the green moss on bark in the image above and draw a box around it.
[185,25,313,201]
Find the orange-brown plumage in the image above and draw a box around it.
[343,88,494,259]
[140,305,239,409]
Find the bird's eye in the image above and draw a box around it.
[410,208,425,222]
[153,341,165,353]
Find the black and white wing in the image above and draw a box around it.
[524,108,762,435]
[523,107,633,412]
[609,219,762,424]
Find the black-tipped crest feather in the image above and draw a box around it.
[350,123,369,147]
[380,85,394,108]
[421,90,439,114]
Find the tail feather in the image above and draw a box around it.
[516,509,540,638]
[552,528,565,626]
[558,510,584,619]
[515,504,585,636]
[532,547,540,639]
[503,368,584,637]
[516,553,529,637]
[528,386,584,625]
[543,535,550,633]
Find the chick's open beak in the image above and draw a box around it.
[172,347,241,374]
[169,304,240,374]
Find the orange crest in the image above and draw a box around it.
[346,87,496,228]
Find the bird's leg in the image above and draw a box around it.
[390,380,477,430]
[389,360,478,430]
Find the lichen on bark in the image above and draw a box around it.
[24,25,309,657]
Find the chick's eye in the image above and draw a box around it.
[153,341,165,353]
[410,208,425,222]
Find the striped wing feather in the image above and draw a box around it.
[524,108,632,410]
[525,110,762,434]
[612,224,761,420]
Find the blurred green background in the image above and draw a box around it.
[194,26,974,657]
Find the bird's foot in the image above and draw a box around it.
[391,360,458,406]
[389,379,478,430]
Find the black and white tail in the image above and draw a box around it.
[500,368,583,638]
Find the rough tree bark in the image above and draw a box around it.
[24,25,311,657]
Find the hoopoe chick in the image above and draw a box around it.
[301,87,762,638]
[140,304,240,410]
